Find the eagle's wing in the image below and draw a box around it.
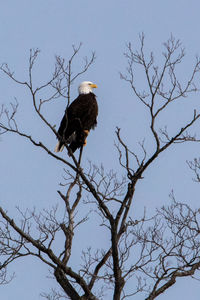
[56,93,98,153]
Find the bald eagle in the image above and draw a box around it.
[55,81,98,154]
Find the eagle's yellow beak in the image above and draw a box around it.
[91,83,98,88]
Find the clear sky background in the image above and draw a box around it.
[1,0,200,299]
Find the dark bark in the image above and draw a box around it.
[54,268,81,300]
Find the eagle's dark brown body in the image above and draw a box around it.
[56,92,98,153]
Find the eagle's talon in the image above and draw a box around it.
[84,130,89,136]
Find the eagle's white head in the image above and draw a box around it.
[78,81,98,95]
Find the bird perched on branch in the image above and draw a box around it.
[55,81,98,154]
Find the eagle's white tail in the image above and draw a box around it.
[54,141,64,152]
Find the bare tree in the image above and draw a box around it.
[0,35,200,300]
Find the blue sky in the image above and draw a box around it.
[1,0,200,299]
